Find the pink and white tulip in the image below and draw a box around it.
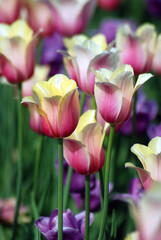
[64,110,105,175]
[64,34,118,95]
[116,24,157,75]
[24,0,55,37]
[126,137,161,190]
[0,19,36,84]
[93,65,152,125]
[22,74,80,138]
[0,0,21,24]
[131,183,161,240]
[50,0,96,36]
[152,34,161,75]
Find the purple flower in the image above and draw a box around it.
[35,209,94,240]
[147,123,161,139]
[120,91,158,136]
[56,159,96,193]
[40,32,64,76]
[72,180,113,212]
[114,178,144,204]
[99,18,137,44]
[144,0,161,17]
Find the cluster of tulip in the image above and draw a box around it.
[1,0,161,240]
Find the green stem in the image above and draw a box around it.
[92,96,96,110]
[11,84,23,240]
[58,138,64,240]
[98,125,115,240]
[34,136,43,198]
[64,166,73,209]
[132,77,137,144]
[85,175,90,240]
[63,92,86,209]
[80,92,86,114]
[99,169,104,207]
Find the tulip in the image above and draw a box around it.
[152,34,161,75]
[93,65,152,125]
[24,0,55,37]
[130,183,161,240]
[63,33,118,95]
[0,198,30,224]
[50,0,96,36]
[35,208,94,240]
[126,137,161,190]
[98,0,123,11]
[0,0,21,24]
[0,19,36,84]
[116,24,157,75]
[63,34,88,82]
[22,74,80,138]
[124,232,139,240]
[64,110,105,175]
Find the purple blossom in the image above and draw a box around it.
[120,91,158,136]
[99,18,137,44]
[147,123,161,139]
[72,180,113,212]
[56,159,96,193]
[144,0,161,17]
[114,178,144,204]
[40,32,64,76]
[35,209,94,240]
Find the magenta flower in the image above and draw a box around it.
[0,0,21,24]
[97,0,123,11]
[50,0,96,36]
[35,209,94,240]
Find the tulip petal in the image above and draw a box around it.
[95,82,123,124]
[148,136,161,154]
[134,73,153,93]
[40,96,61,138]
[72,45,94,95]
[79,123,105,174]
[145,154,161,182]
[125,162,153,190]
[21,96,37,105]
[131,143,153,169]
[58,89,80,138]
[64,139,90,175]
[74,110,96,136]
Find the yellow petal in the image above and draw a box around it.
[131,144,153,169]
[9,20,33,44]
[110,65,134,82]
[91,34,108,51]
[148,137,161,154]
[21,96,37,105]
[134,73,153,92]
[74,110,96,137]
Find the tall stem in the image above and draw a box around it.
[85,175,90,240]
[58,138,64,240]
[64,166,73,209]
[34,136,43,198]
[132,77,137,144]
[64,92,86,209]
[98,125,115,240]
[11,83,23,240]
